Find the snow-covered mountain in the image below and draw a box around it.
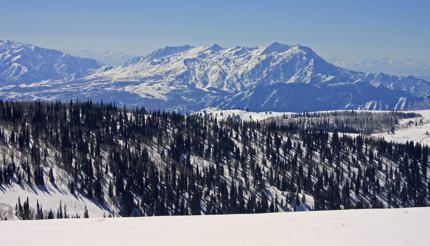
[0,40,101,84]
[88,42,361,92]
[0,40,429,112]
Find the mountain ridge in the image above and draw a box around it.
[0,40,429,112]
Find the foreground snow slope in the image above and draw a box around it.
[1,208,428,246]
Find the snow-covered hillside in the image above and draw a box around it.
[0,183,112,220]
[1,40,430,112]
[199,108,430,145]
[372,109,430,145]
[0,118,117,219]
[2,101,428,221]
[1,207,428,246]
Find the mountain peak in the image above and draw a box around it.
[0,40,24,50]
[142,45,194,61]
[289,44,317,55]
[262,42,290,55]
[200,44,224,52]
[123,45,194,65]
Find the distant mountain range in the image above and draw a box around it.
[1,40,430,112]
[67,49,133,66]
[331,57,430,77]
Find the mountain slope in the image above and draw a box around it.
[219,82,429,111]
[0,40,101,84]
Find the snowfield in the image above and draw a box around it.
[0,207,429,246]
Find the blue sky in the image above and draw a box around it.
[1,0,429,61]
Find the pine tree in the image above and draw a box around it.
[49,168,55,184]
[84,206,89,218]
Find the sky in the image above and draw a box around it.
[1,0,429,61]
